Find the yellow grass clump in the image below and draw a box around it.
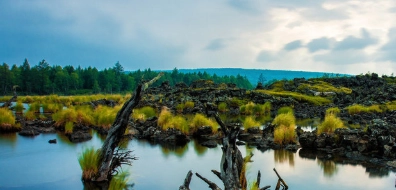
[243,116,261,131]
[0,108,20,131]
[190,113,218,134]
[326,107,340,116]
[272,112,296,145]
[317,114,344,134]
[78,147,100,181]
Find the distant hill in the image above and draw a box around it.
[172,68,350,86]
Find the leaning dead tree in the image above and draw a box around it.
[1,85,18,108]
[179,103,271,190]
[94,73,163,182]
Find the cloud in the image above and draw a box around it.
[301,7,348,21]
[314,49,371,65]
[284,40,302,51]
[334,28,378,50]
[306,37,332,52]
[205,38,229,51]
[379,28,396,61]
[256,50,276,62]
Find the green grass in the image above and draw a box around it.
[346,104,383,115]
[42,103,63,113]
[0,108,20,131]
[157,108,189,134]
[109,171,130,190]
[297,81,352,94]
[132,106,156,122]
[176,103,185,113]
[53,106,95,128]
[243,116,261,131]
[256,89,332,105]
[24,110,36,121]
[14,101,24,113]
[277,106,293,115]
[65,121,74,134]
[184,101,195,109]
[272,112,296,145]
[317,114,344,134]
[326,107,340,116]
[218,102,228,112]
[78,147,100,181]
[93,105,120,129]
[158,108,173,129]
[190,113,218,134]
[29,102,41,113]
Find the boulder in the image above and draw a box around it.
[68,131,92,142]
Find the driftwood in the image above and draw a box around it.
[94,73,163,182]
[274,168,288,190]
[179,170,193,190]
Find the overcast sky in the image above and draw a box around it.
[1,0,396,75]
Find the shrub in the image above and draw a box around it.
[218,102,228,112]
[65,121,74,134]
[317,114,344,134]
[277,107,293,115]
[243,116,261,131]
[326,107,340,116]
[190,113,218,133]
[78,147,100,181]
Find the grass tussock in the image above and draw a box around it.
[42,103,63,113]
[157,108,189,134]
[240,102,271,116]
[190,113,218,133]
[326,107,340,116]
[132,106,156,122]
[65,121,74,134]
[272,112,296,145]
[184,101,195,109]
[78,147,100,181]
[218,102,228,112]
[53,106,95,128]
[93,105,121,129]
[243,116,261,131]
[317,114,344,134]
[346,104,383,115]
[109,171,130,190]
[256,89,331,105]
[24,110,36,121]
[14,101,24,113]
[298,81,352,94]
[29,102,41,113]
[0,108,20,131]
[277,106,293,115]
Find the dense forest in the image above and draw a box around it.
[0,59,253,95]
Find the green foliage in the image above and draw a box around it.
[42,103,63,113]
[78,147,100,181]
[317,114,344,134]
[24,110,36,121]
[228,97,245,107]
[29,102,41,113]
[93,105,120,129]
[326,107,340,116]
[253,102,271,116]
[277,106,294,115]
[256,89,331,105]
[109,171,130,190]
[243,116,261,131]
[176,103,185,113]
[184,101,195,109]
[218,102,228,112]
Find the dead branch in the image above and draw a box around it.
[274,168,288,190]
[179,170,193,190]
[196,173,222,190]
[211,170,222,180]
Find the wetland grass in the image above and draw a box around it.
[78,147,100,181]
[272,112,296,145]
[0,108,20,131]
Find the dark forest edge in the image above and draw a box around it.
[0,59,253,96]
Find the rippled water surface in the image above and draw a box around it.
[0,132,395,190]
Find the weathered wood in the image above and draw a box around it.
[1,86,17,108]
[196,172,222,190]
[94,73,163,182]
[274,168,288,190]
[211,170,222,180]
[179,170,193,190]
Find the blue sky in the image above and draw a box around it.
[1,0,395,75]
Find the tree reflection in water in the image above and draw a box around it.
[317,159,338,177]
[274,149,295,167]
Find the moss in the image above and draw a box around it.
[256,90,331,105]
[298,81,352,94]
[277,106,294,115]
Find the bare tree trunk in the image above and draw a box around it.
[94,73,163,182]
[1,86,17,108]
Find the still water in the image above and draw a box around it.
[0,132,395,190]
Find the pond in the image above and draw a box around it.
[0,132,395,190]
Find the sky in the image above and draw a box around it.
[1,0,396,75]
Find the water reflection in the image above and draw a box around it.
[0,133,17,147]
[274,149,295,167]
[193,140,208,156]
[317,159,338,177]
[160,143,189,158]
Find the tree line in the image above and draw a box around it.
[0,59,253,95]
